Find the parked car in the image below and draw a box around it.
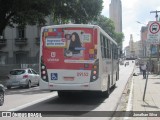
[6,68,40,89]
[0,84,5,106]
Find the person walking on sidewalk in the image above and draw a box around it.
[141,63,147,79]
[139,64,142,74]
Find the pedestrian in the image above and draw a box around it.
[141,64,147,79]
[139,64,142,74]
[151,62,154,74]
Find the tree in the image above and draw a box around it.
[115,32,124,47]
[95,15,124,46]
[0,0,54,36]
[53,0,103,24]
[95,15,116,39]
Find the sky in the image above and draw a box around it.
[102,0,160,49]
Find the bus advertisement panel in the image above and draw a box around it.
[40,26,98,86]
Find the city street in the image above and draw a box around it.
[1,1,160,120]
[0,61,135,120]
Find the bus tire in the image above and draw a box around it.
[113,83,116,89]
[107,81,111,97]
[57,91,68,98]
[101,81,110,98]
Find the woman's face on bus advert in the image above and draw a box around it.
[71,34,76,42]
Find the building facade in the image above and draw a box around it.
[0,17,53,65]
[134,41,143,58]
[125,46,130,58]
[140,26,148,57]
[125,34,143,59]
[109,0,122,33]
[129,34,135,58]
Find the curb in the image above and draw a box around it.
[111,64,136,120]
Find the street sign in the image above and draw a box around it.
[147,21,160,44]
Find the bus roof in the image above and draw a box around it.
[42,24,117,45]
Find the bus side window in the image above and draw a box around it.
[106,38,110,58]
[109,41,112,59]
[100,34,105,58]
[113,44,115,59]
[103,36,107,58]
[116,46,118,59]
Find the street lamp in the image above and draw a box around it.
[136,21,147,26]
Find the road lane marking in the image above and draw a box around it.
[7,92,57,111]
[124,78,133,120]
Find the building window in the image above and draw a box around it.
[0,52,8,65]
[37,26,41,38]
[0,31,5,39]
[14,51,29,64]
[17,27,25,38]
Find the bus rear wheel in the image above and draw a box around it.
[101,89,110,98]
[57,91,68,98]
[101,81,110,98]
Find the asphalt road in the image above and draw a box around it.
[0,61,135,120]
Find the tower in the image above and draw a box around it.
[129,34,135,58]
[109,0,122,33]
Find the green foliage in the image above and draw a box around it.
[95,15,116,39]
[115,32,124,46]
[0,0,103,35]
[95,15,124,46]
[0,0,54,35]
[53,0,103,24]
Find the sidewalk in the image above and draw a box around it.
[131,66,160,120]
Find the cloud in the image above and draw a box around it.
[101,0,110,17]
[121,0,160,48]
[122,0,139,9]
[102,0,160,49]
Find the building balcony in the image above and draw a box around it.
[15,38,27,46]
[35,37,40,45]
[0,38,7,47]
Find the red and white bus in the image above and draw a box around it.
[40,24,119,97]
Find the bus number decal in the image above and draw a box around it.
[77,72,88,77]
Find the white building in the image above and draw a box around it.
[125,34,143,59]
[0,17,53,65]
[125,46,130,58]
[134,41,143,58]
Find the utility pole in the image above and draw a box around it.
[150,10,160,74]
[150,10,160,21]
[143,10,160,101]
